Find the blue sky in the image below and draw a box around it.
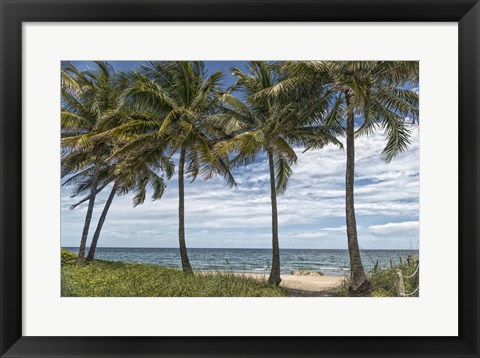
[61,61,419,249]
[67,60,247,89]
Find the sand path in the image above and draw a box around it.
[242,273,344,297]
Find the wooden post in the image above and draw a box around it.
[395,269,405,297]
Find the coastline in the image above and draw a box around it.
[61,249,418,297]
[62,247,417,278]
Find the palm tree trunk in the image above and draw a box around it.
[76,165,99,266]
[178,145,193,274]
[86,183,117,262]
[345,91,372,296]
[267,151,281,285]
[70,180,113,210]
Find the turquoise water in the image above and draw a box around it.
[64,247,418,276]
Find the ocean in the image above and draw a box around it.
[63,247,419,276]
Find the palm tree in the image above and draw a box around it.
[63,68,176,262]
[61,61,125,266]
[215,62,341,285]
[113,61,235,274]
[280,61,419,295]
[83,157,174,262]
[334,61,418,296]
[86,183,116,261]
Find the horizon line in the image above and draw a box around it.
[62,246,419,251]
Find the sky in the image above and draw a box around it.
[61,61,419,250]
[67,60,246,89]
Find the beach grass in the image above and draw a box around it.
[61,249,289,297]
[330,257,420,297]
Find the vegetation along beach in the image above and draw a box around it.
[61,61,420,297]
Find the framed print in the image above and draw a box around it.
[1,0,479,357]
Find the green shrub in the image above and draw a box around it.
[61,249,77,266]
[61,257,290,297]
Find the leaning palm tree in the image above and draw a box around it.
[70,155,174,262]
[61,61,126,266]
[113,61,235,274]
[66,88,176,262]
[216,62,342,285]
[280,61,419,295]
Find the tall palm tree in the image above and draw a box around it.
[333,61,418,296]
[215,62,341,285]
[113,61,235,274]
[61,61,125,266]
[280,61,419,296]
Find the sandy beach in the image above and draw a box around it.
[239,273,344,297]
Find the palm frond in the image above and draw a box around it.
[274,154,294,194]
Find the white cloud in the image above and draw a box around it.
[368,221,419,235]
[61,128,420,249]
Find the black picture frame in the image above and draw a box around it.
[1,0,479,357]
